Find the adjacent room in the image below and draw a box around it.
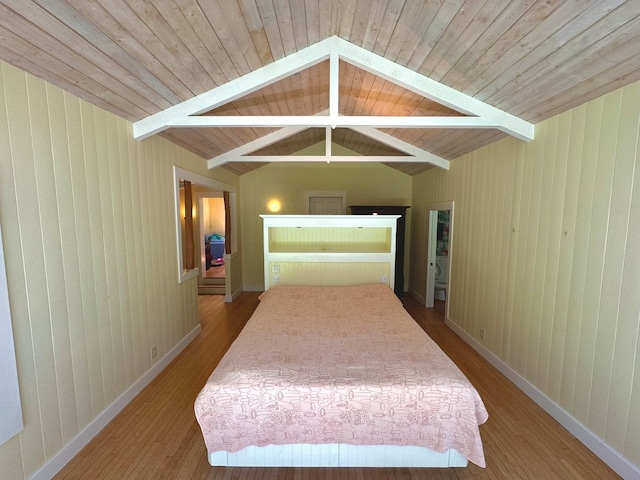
[0,2,638,479]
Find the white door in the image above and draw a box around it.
[309,196,344,215]
[426,210,438,307]
[425,201,454,314]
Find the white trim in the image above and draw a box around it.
[173,167,236,284]
[224,285,243,303]
[29,325,202,480]
[444,318,640,480]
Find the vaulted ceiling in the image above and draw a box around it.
[1,1,639,175]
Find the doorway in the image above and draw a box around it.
[425,201,454,319]
[305,191,346,214]
[198,194,226,295]
[173,167,237,300]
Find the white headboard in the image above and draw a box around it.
[260,214,399,290]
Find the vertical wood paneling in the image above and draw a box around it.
[587,89,621,438]
[548,108,579,401]
[41,80,83,446]
[570,95,603,425]
[602,82,640,452]
[558,103,587,410]
[0,61,239,479]
[621,109,640,464]
[4,63,58,472]
[92,107,116,411]
[77,99,106,422]
[410,79,640,471]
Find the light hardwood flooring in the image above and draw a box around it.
[54,293,620,479]
[204,264,226,278]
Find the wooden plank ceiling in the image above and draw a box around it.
[0,1,639,175]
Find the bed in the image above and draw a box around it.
[194,283,488,468]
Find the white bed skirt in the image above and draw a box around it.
[209,444,468,468]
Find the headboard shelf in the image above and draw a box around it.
[261,215,399,290]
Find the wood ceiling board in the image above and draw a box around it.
[1,1,638,175]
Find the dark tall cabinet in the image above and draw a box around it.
[349,205,410,297]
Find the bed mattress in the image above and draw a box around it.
[195,284,488,467]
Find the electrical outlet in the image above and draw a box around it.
[271,264,280,273]
[151,346,157,358]
[480,329,486,341]
[272,274,280,283]
[379,274,388,283]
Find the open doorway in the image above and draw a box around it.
[425,201,454,319]
[173,167,237,301]
[198,194,226,294]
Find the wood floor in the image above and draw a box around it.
[54,292,619,480]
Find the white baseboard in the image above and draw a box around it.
[225,286,243,303]
[444,318,640,480]
[408,287,426,305]
[29,325,202,480]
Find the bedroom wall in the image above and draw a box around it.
[409,79,640,475]
[0,60,239,479]
[239,162,412,290]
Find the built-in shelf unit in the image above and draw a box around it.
[261,214,399,291]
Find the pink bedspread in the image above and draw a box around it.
[195,284,488,467]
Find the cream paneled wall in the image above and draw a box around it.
[239,163,412,290]
[0,61,238,479]
[410,80,640,471]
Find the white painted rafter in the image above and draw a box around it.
[133,38,333,140]
[207,112,450,170]
[135,36,534,171]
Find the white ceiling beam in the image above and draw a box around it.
[206,124,311,168]
[133,37,334,139]
[333,37,534,142]
[169,115,499,129]
[208,155,428,169]
[329,47,339,121]
[135,35,533,173]
[205,115,450,172]
[350,126,449,170]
